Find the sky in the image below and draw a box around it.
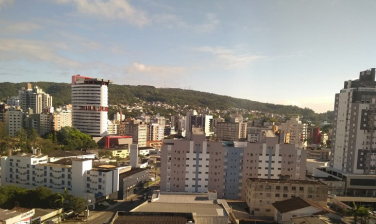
[1,0,376,113]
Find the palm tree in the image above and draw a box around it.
[346,202,360,223]
[55,189,69,222]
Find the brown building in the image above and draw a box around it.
[245,178,328,217]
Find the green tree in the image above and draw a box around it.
[57,127,97,151]
[27,128,40,149]
[15,128,28,151]
[0,121,10,155]
[98,150,112,158]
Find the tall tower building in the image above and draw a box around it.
[71,75,112,136]
[18,83,52,114]
[331,68,376,174]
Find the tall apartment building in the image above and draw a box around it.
[216,121,247,141]
[53,108,72,131]
[312,68,376,197]
[124,120,147,147]
[1,153,121,200]
[4,107,23,137]
[18,83,52,114]
[245,179,328,217]
[160,129,307,200]
[71,75,112,136]
[330,68,376,174]
[280,116,307,147]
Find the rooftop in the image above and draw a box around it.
[114,212,192,224]
[272,197,334,214]
[133,192,228,217]
[247,178,327,185]
[291,216,346,224]
[0,208,34,221]
[119,168,147,179]
[46,150,94,158]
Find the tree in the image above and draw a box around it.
[56,127,97,151]
[0,122,10,155]
[15,128,28,151]
[98,150,112,158]
[27,128,40,149]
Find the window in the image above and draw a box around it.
[98,185,102,189]
[276,186,280,190]
[87,184,90,188]
[275,194,280,197]
[283,194,288,198]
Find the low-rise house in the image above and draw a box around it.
[272,197,340,224]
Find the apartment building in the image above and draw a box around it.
[216,121,247,141]
[313,68,376,197]
[71,75,112,136]
[53,109,72,131]
[0,153,122,201]
[280,116,307,147]
[18,83,52,114]
[160,129,307,200]
[245,178,328,217]
[4,107,23,137]
[124,120,147,147]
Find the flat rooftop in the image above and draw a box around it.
[247,178,327,185]
[133,192,228,217]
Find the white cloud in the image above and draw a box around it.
[124,62,186,78]
[193,46,263,69]
[54,0,150,27]
[0,39,82,68]
[0,0,13,9]
[1,21,42,34]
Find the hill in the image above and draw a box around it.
[0,82,334,123]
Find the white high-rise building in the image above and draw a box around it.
[71,75,112,136]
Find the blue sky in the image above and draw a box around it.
[1,0,376,113]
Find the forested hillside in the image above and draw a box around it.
[0,82,334,123]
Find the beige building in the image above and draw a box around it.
[280,116,307,147]
[245,178,328,217]
[216,121,247,141]
[25,113,54,136]
[4,107,23,137]
[53,109,72,131]
[125,120,147,147]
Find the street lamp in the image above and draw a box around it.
[86,198,91,222]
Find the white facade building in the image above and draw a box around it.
[1,153,122,200]
[71,75,112,136]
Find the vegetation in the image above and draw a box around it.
[0,186,86,214]
[0,82,334,123]
[346,202,374,224]
[0,122,97,156]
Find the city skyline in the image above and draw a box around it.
[1,0,376,113]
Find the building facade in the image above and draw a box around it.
[216,121,247,141]
[71,75,112,136]
[160,130,307,200]
[1,154,122,201]
[280,116,307,147]
[4,107,23,137]
[245,178,328,217]
[18,83,52,114]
